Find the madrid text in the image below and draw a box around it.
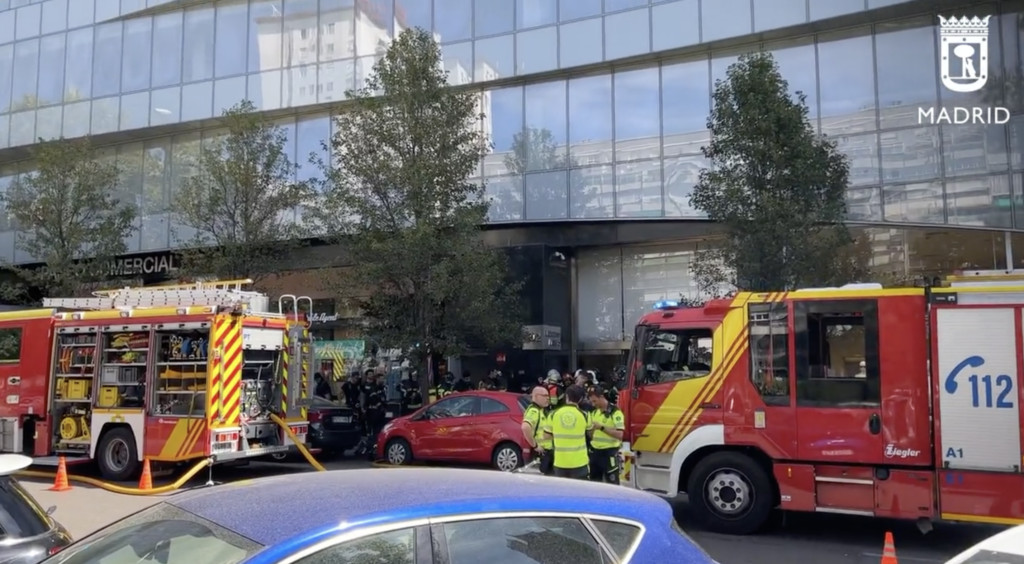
[918,106,1010,124]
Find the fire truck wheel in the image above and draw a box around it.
[687,451,772,535]
[98,427,140,482]
[385,438,413,465]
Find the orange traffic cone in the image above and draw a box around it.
[881,531,898,564]
[49,456,71,491]
[137,459,153,491]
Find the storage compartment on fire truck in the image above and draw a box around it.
[240,349,281,443]
[153,329,209,416]
[52,330,98,451]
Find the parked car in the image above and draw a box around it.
[39,468,718,564]
[0,455,72,563]
[942,522,1024,563]
[376,391,530,471]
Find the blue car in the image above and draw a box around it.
[40,468,716,564]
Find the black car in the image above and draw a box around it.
[270,397,361,461]
[0,456,72,563]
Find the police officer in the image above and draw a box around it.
[401,375,423,414]
[521,386,553,475]
[587,385,624,484]
[542,385,592,479]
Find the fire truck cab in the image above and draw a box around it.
[0,280,316,481]
[621,277,1024,534]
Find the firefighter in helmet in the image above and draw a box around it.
[401,371,423,414]
[544,369,562,408]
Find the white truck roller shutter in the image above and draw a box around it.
[936,307,1022,471]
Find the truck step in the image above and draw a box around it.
[31,455,90,467]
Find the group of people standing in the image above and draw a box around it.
[521,369,625,483]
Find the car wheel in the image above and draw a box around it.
[97,427,140,482]
[492,442,522,472]
[686,451,774,535]
[270,452,289,461]
[385,438,413,465]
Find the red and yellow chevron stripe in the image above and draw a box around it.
[281,331,290,414]
[219,318,243,427]
[206,317,225,424]
[300,326,309,419]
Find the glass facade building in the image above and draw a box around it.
[1,0,1022,362]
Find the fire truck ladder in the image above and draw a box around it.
[41,278,272,311]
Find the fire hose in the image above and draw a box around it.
[17,458,212,496]
[269,413,326,472]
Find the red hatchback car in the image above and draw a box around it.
[376,391,532,471]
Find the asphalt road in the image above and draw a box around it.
[20,456,1006,563]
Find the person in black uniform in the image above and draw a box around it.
[454,370,472,392]
[438,372,456,397]
[341,373,360,408]
[402,376,423,413]
[366,375,386,441]
[576,370,597,412]
[484,369,505,391]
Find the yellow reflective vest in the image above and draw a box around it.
[542,404,590,469]
[591,406,624,450]
[523,404,552,449]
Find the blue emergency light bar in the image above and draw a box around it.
[653,300,681,310]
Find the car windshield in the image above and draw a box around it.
[40,503,261,564]
[0,476,54,539]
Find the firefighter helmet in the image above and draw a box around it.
[545,369,560,384]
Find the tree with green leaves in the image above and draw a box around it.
[0,137,136,301]
[319,28,523,393]
[173,100,313,284]
[690,52,853,293]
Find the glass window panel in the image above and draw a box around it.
[0,44,11,111]
[615,66,660,162]
[768,39,817,118]
[183,6,215,82]
[560,0,600,22]
[8,109,32,146]
[15,3,40,40]
[664,154,707,217]
[809,0,864,20]
[435,0,471,43]
[35,104,60,139]
[276,117,297,162]
[282,63,314,106]
[121,0,145,16]
[484,86,523,176]
[0,11,12,44]
[606,0,647,10]
[577,248,623,343]
[701,0,750,42]
[441,41,472,86]
[67,0,93,28]
[836,132,880,186]
[662,58,709,157]
[753,0,805,32]
[317,60,347,103]
[11,39,37,110]
[92,22,121,97]
[876,18,937,129]
[942,124,1008,177]
[568,74,612,164]
[142,137,171,250]
[249,69,282,110]
[869,0,905,6]
[120,90,148,130]
[62,99,89,137]
[475,35,514,81]
[605,8,649,60]
[117,141,144,251]
[818,30,876,136]
[652,0,698,52]
[946,175,1011,228]
[616,159,662,217]
[318,0,350,61]
[41,0,67,35]
[524,169,568,219]
[151,12,182,88]
[711,50,743,88]
[215,1,247,78]
[523,81,567,171]
[881,126,940,184]
[517,0,555,29]
[475,0,513,36]
[569,164,614,218]
[95,0,118,21]
[355,54,380,92]
[623,243,705,322]
[151,86,180,125]
[37,32,62,106]
[516,26,556,75]
[122,17,152,92]
[484,176,523,221]
[90,96,118,134]
[214,76,246,114]
[181,81,213,121]
[250,0,283,71]
[845,187,882,221]
[170,132,201,245]
[559,18,602,69]
[395,0,430,33]
[882,181,944,223]
[296,115,329,181]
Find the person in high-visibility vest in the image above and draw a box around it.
[542,384,592,479]
[521,386,553,475]
[587,385,625,484]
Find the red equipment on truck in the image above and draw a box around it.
[620,274,1024,534]
[0,280,317,481]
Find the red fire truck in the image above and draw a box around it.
[0,280,316,481]
[620,276,1024,534]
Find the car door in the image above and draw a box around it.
[471,397,514,464]
[413,396,478,458]
[430,395,480,459]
